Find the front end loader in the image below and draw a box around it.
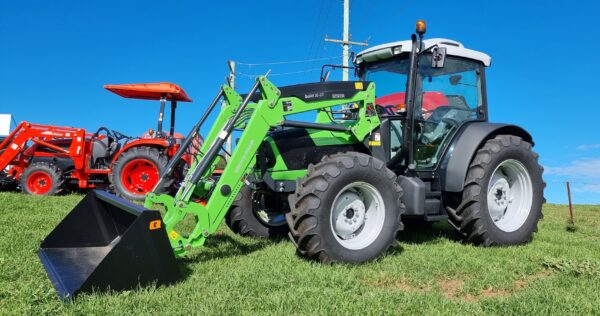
[39,21,544,299]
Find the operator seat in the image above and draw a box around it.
[89,137,111,169]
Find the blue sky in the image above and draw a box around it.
[1,0,598,204]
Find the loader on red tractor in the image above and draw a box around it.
[0,82,194,200]
[39,21,545,299]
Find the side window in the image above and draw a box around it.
[413,56,483,169]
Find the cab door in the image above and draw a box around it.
[412,55,486,170]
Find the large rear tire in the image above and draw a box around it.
[446,135,544,246]
[287,152,404,264]
[110,147,169,201]
[225,185,289,239]
[20,162,64,196]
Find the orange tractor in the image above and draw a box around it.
[0,82,197,200]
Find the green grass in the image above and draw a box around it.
[1,192,599,315]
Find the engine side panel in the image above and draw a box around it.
[259,128,368,173]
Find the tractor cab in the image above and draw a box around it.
[104,82,192,139]
[355,30,491,172]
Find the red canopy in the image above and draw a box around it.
[104,82,192,102]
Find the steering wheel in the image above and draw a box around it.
[111,130,131,141]
[92,127,112,139]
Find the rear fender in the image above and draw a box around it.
[438,122,533,192]
[110,138,169,164]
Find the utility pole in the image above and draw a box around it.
[225,60,235,160]
[324,0,368,81]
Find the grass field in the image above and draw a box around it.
[0,192,599,315]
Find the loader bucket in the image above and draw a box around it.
[38,190,181,299]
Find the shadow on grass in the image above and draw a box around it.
[173,220,461,279]
[397,220,461,245]
[176,234,285,278]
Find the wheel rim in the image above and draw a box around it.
[27,171,53,195]
[120,159,159,195]
[255,210,287,227]
[330,182,386,250]
[487,159,533,232]
[253,192,287,227]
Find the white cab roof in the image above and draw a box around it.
[355,38,492,67]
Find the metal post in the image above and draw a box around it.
[342,0,349,81]
[567,181,574,225]
[170,100,177,138]
[157,96,166,138]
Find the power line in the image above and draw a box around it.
[305,0,335,82]
[236,55,342,67]
[306,0,327,66]
[237,68,322,79]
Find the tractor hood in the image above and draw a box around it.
[354,38,491,67]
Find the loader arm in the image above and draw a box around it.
[145,76,378,256]
[0,122,88,177]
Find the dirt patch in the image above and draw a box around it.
[513,270,553,290]
[438,279,464,300]
[366,275,430,293]
[480,286,509,299]
[367,271,553,303]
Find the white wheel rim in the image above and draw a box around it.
[486,159,533,232]
[330,182,386,250]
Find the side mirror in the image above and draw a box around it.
[321,70,331,82]
[431,46,446,68]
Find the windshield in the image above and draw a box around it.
[361,56,410,115]
[360,54,483,115]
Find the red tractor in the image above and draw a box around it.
[0,82,196,200]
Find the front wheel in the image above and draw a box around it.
[225,186,289,239]
[20,162,64,196]
[287,152,404,264]
[446,135,545,246]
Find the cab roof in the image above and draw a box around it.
[355,38,491,67]
[104,82,192,102]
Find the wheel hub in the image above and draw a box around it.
[27,171,53,195]
[488,176,510,221]
[333,192,366,239]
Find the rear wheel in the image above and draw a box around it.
[20,162,64,196]
[287,152,404,263]
[446,135,544,246]
[225,185,289,238]
[110,147,168,201]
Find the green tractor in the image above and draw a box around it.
[39,21,544,298]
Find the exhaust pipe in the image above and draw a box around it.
[38,190,180,299]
